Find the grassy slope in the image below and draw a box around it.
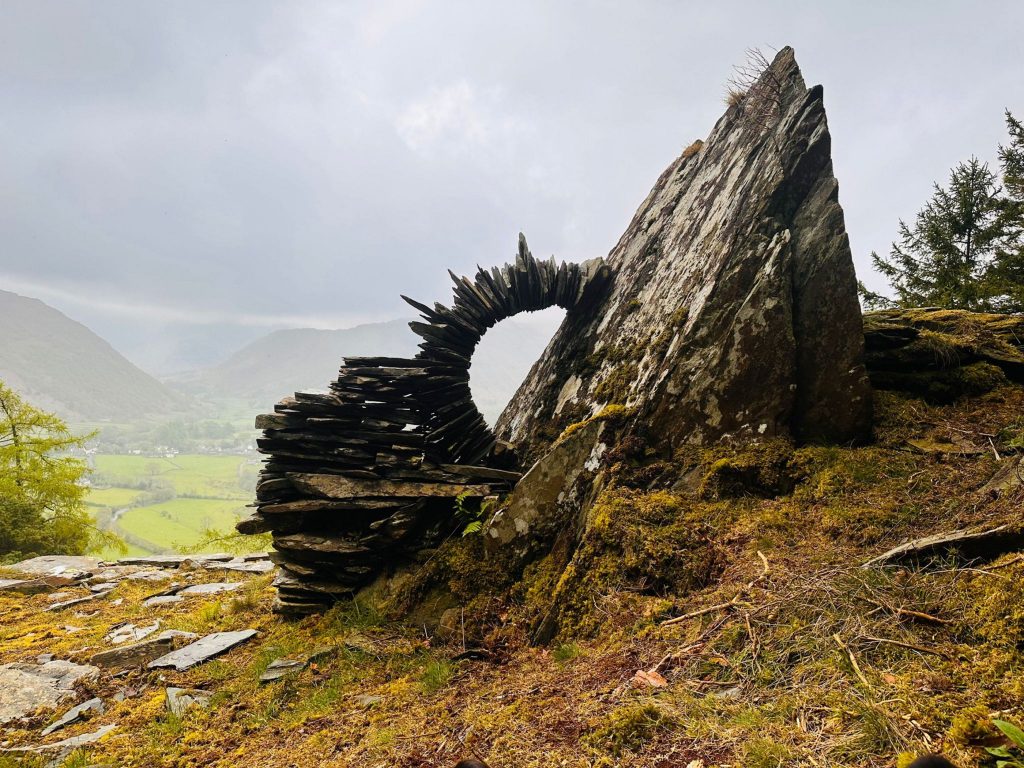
[92,454,252,499]
[1,386,1023,767]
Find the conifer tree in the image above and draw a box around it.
[862,157,1002,310]
[988,111,1024,311]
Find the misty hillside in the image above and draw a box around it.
[0,289,191,421]
[178,313,564,424]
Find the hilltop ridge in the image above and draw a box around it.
[0,289,190,422]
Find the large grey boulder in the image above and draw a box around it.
[0,659,98,724]
[496,47,871,464]
[486,418,607,551]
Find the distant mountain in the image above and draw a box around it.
[0,289,192,422]
[180,312,564,424]
[176,319,417,404]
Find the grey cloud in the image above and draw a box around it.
[1,0,1022,367]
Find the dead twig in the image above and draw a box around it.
[833,633,872,690]
[859,597,952,625]
[944,424,998,438]
[860,634,950,659]
[977,554,1024,571]
[661,596,744,626]
[661,551,769,626]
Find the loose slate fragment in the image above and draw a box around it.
[117,554,233,568]
[203,557,275,574]
[143,594,185,608]
[259,658,305,683]
[1,725,116,754]
[106,621,161,645]
[91,630,198,670]
[148,630,258,671]
[6,555,100,578]
[166,687,212,717]
[178,582,242,596]
[46,590,112,612]
[0,575,79,595]
[41,697,104,736]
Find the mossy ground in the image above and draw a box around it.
[3,385,1024,767]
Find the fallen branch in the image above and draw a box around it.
[662,596,743,626]
[863,525,1024,568]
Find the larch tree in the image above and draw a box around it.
[0,380,99,559]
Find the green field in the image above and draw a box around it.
[87,453,259,558]
[85,487,142,507]
[92,454,254,499]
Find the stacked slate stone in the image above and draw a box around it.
[241,234,610,615]
[406,233,611,465]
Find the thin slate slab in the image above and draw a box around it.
[204,558,275,574]
[46,590,112,612]
[143,594,185,608]
[90,630,198,670]
[178,582,242,596]
[259,658,305,683]
[1,724,116,754]
[116,554,233,568]
[125,568,175,582]
[148,630,257,671]
[6,555,101,577]
[0,575,79,595]
[41,697,103,736]
[106,621,161,645]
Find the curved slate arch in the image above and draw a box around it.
[244,235,610,614]
[403,233,611,465]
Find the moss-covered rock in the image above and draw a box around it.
[864,309,1024,402]
[525,488,723,643]
[697,438,798,499]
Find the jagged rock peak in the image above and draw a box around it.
[496,47,872,462]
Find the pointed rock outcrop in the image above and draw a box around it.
[496,47,871,462]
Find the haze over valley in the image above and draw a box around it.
[0,285,561,558]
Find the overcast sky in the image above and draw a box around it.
[1,1,1022,370]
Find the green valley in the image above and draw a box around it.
[85,453,260,558]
